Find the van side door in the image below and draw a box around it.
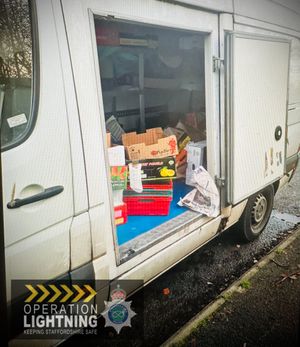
[1,0,74,300]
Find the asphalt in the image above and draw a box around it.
[175,227,300,347]
[64,166,300,346]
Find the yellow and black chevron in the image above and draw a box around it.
[24,284,97,303]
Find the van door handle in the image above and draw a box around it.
[7,186,64,209]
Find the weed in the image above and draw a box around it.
[275,248,285,255]
[240,279,251,289]
[222,292,233,301]
[198,317,209,328]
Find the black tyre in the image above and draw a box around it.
[235,185,274,242]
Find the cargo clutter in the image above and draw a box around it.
[178,166,219,217]
[96,18,212,246]
[105,112,209,223]
[106,135,128,225]
[122,128,177,216]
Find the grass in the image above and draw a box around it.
[275,247,285,255]
[239,279,251,290]
[222,292,233,302]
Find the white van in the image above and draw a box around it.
[1,0,300,336]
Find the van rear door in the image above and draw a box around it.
[225,33,290,204]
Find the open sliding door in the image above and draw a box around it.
[62,0,220,266]
[226,33,290,204]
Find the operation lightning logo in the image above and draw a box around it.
[11,280,141,340]
[21,282,98,338]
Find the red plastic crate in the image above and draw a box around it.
[126,180,173,192]
[139,180,173,191]
[125,180,173,199]
[123,196,172,216]
[114,203,127,225]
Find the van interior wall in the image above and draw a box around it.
[95,18,207,249]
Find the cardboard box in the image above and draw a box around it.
[122,128,178,161]
[111,166,128,190]
[185,141,207,186]
[186,141,206,165]
[108,145,125,166]
[164,127,191,151]
[128,157,176,181]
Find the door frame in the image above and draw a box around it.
[62,0,221,271]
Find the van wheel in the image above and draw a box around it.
[235,185,274,242]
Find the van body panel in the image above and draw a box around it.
[111,215,214,278]
[112,216,221,287]
[176,0,233,13]
[5,219,71,302]
[51,0,89,215]
[288,108,300,126]
[226,33,290,204]
[89,204,115,259]
[233,14,300,39]
[233,22,300,163]
[70,213,92,270]
[169,0,300,33]
[233,0,300,33]
[287,122,300,157]
[224,199,248,229]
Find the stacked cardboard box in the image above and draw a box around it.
[122,128,178,161]
[121,127,179,216]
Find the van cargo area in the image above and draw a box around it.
[95,18,212,260]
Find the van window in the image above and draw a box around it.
[0,0,34,149]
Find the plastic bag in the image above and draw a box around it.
[178,166,219,217]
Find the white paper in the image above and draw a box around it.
[129,163,143,193]
[112,190,124,206]
[7,113,27,128]
[108,146,125,166]
[178,166,219,217]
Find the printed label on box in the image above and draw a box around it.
[111,166,128,190]
[128,157,176,181]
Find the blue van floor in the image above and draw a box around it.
[117,180,193,245]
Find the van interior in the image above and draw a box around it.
[94,18,210,262]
